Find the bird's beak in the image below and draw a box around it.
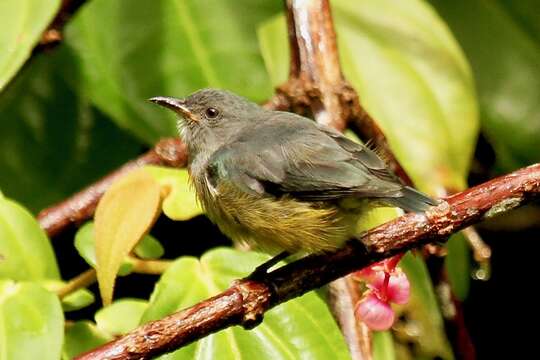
[149,96,197,122]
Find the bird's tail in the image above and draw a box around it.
[387,186,439,212]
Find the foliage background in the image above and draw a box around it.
[0,0,538,359]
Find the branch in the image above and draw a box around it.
[34,0,87,53]
[75,163,540,360]
[37,138,187,237]
[266,0,412,185]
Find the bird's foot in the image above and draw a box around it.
[246,251,289,281]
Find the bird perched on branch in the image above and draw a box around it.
[150,89,436,264]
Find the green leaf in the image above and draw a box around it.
[133,234,165,260]
[142,248,350,360]
[0,280,64,360]
[400,254,453,359]
[62,321,111,360]
[0,0,61,91]
[0,48,141,213]
[64,0,281,144]
[0,192,59,280]
[62,288,96,312]
[430,0,540,171]
[444,233,471,301]
[258,0,479,193]
[145,166,203,221]
[94,170,162,305]
[373,331,396,360]
[95,298,148,336]
[74,222,134,276]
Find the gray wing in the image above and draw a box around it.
[207,112,436,211]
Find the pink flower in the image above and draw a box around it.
[353,254,410,331]
[355,293,395,331]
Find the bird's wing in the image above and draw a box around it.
[206,112,406,200]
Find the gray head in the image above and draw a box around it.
[150,88,265,161]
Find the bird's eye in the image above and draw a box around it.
[205,107,219,119]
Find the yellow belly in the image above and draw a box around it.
[200,182,355,253]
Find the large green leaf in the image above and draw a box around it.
[430,0,540,171]
[258,0,479,193]
[0,0,61,91]
[0,192,59,280]
[0,280,64,360]
[142,248,350,359]
[0,48,141,213]
[64,0,281,144]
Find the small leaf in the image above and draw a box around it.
[373,331,396,360]
[0,192,60,280]
[95,298,148,336]
[133,234,165,260]
[95,169,162,305]
[444,233,471,301]
[62,288,96,312]
[142,248,350,359]
[0,280,64,360]
[62,321,111,360]
[145,166,203,221]
[74,222,135,276]
[0,0,61,91]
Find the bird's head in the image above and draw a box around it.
[150,88,265,161]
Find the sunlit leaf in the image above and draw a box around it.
[0,192,59,280]
[142,248,350,359]
[64,0,281,144]
[0,0,61,91]
[95,298,148,336]
[0,48,141,213]
[145,166,203,221]
[0,280,63,360]
[62,321,111,360]
[430,0,540,171]
[94,169,162,305]
[62,288,96,312]
[258,0,479,193]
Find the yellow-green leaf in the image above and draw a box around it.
[145,166,203,220]
[94,169,162,305]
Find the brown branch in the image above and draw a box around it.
[37,138,187,237]
[75,163,540,360]
[34,0,87,53]
[278,2,375,355]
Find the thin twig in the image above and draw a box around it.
[75,163,540,360]
[57,268,96,299]
[37,138,187,237]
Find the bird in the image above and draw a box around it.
[150,88,437,266]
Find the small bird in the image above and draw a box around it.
[150,89,436,259]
